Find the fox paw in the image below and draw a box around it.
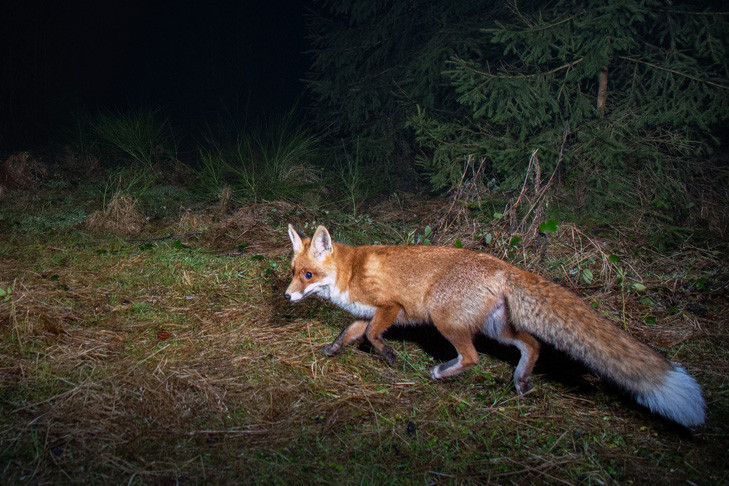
[430,366,444,380]
[514,376,532,395]
[321,345,339,357]
[380,346,397,366]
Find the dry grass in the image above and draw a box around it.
[1,182,728,484]
[85,193,147,235]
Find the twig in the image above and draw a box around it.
[125,231,203,243]
[517,124,571,230]
[439,155,473,234]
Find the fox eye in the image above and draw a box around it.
[304,271,313,279]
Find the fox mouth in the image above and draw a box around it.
[285,287,316,302]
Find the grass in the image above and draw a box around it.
[0,166,728,484]
[90,108,176,169]
[197,110,321,204]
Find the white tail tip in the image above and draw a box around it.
[636,364,705,428]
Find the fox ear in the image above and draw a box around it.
[311,225,333,261]
[288,224,304,254]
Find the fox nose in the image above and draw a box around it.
[284,293,291,301]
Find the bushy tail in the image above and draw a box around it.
[507,272,705,427]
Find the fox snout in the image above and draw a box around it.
[284,284,305,302]
[284,291,302,302]
[284,291,304,303]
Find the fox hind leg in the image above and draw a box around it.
[429,319,480,379]
[482,298,541,394]
[501,330,541,394]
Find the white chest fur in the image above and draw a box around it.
[327,285,377,319]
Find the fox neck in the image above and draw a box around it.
[314,245,377,319]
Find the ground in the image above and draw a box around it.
[0,166,727,484]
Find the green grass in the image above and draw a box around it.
[197,110,321,204]
[0,170,727,485]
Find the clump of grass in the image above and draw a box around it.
[85,193,146,234]
[174,209,209,233]
[197,111,320,203]
[91,108,176,169]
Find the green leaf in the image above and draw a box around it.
[582,268,594,284]
[632,282,646,291]
[454,238,463,248]
[608,254,621,263]
[538,220,558,234]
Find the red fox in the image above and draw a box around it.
[285,224,706,427]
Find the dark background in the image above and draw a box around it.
[2,0,312,148]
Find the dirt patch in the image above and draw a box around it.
[205,203,303,257]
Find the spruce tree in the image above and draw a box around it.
[409,0,729,219]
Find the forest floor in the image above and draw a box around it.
[1,164,728,485]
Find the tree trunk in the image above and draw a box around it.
[597,65,608,118]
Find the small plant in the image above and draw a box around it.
[0,285,11,301]
[406,225,433,245]
[608,254,649,329]
[336,138,365,218]
[538,220,558,234]
[582,267,594,284]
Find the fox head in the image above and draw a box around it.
[285,224,337,302]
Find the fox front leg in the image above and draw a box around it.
[322,320,369,357]
[323,307,400,366]
[363,306,401,365]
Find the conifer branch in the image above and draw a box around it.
[618,56,729,90]
[452,57,584,79]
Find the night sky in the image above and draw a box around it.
[2,0,313,147]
